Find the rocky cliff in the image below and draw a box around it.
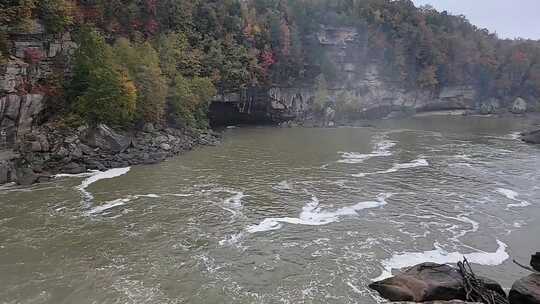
[0,22,76,149]
[0,22,220,185]
[267,26,536,126]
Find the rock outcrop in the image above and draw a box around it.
[0,94,45,146]
[82,124,132,153]
[511,97,528,114]
[10,123,220,183]
[509,274,540,304]
[1,20,76,149]
[522,130,540,144]
[369,263,505,302]
[532,253,540,272]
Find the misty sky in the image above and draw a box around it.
[412,0,540,40]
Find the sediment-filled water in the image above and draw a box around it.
[1,116,540,304]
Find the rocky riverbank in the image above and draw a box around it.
[370,253,540,304]
[0,123,220,185]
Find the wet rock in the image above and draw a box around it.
[84,160,105,171]
[479,98,501,115]
[511,97,528,114]
[532,253,540,272]
[522,130,540,144]
[79,143,95,156]
[142,123,155,133]
[16,167,38,185]
[62,162,86,175]
[159,143,171,151]
[83,124,131,153]
[509,274,540,304]
[369,263,505,302]
[0,160,15,184]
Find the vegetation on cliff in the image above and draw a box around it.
[1,0,540,127]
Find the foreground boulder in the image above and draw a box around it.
[509,274,540,304]
[395,301,482,304]
[522,130,540,144]
[532,253,540,272]
[369,263,505,302]
[82,124,132,153]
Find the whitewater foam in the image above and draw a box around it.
[223,191,246,208]
[338,139,396,164]
[54,171,99,178]
[496,188,531,209]
[86,193,160,216]
[247,193,390,233]
[274,180,293,191]
[373,240,509,281]
[87,198,131,215]
[77,167,131,201]
[219,232,245,246]
[353,158,429,177]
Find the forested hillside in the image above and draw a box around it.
[1,0,540,128]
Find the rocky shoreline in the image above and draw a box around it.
[0,123,220,185]
[370,253,540,304]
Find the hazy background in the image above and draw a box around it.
[412,0,540,40]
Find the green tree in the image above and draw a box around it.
[38,0,73,33]
[313,74,329,113]
[112,38,168,124]
[169,75,216,128]
[157,31,202,79]
[68,27,137,126]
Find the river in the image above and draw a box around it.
[1,116,539,304]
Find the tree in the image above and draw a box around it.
[68,27,137,126]
[112,38,167,124]
[38,0,74,33]
[157,31,202,79]
[313,74,329,113]
[169,75,216,128]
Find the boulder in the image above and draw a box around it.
[522,130,540,144]
[532,253,540,272]
[369,263,505,302]
[83,124,131,153]
[62,162,86,175]
[159,143,172,151]
[511,97,528,114]
[142,123,155,133]
[0,161,14,184]
[16,167,38,185]
[479,98,500,115]
[509,274,540,304]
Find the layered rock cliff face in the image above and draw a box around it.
[0,23,76,149]
[0,22,78,184]
[268,26,533,125]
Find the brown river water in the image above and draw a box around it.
[1,116,540,304]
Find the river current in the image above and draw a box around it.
[1,116,540,304]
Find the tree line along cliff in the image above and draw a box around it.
[1,0,540,130]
